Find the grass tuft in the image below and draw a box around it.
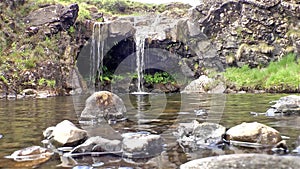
[224,53,300,92]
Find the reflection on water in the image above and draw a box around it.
[0,93,299,168]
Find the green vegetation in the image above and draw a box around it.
[144,72,176,84]
[32,0,170,20]
[224,53,300,92]
[38,78,56,88]
[98,67,177,86]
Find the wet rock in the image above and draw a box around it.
[226,122,282,145]
[292,135,300,154]
[272,140,288,154]
[80,91,126,121]
[43,120,87,146]
[181,75,213,93]
[36,91,51,98]
[174,120,226,149]
[194,109,208,117]
[122,132,163,158]
[0,93,6,99]
[24,3,79,35]
[6,146,53,164]
[267,95,300,115]
[66,68,86,95]
[71,136,122,153]
[180,153,300,169]
[292,145,300,154]
[21,89,37,96]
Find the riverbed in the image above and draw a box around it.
[0,93,299,168]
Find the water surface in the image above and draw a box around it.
[0,93,299,168]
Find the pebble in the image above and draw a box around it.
[194,109,208,116]
[92,162,104,167]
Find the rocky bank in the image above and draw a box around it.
[0,0,299,96]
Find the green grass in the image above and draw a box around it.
[224,53,300,92]
[144,72,176,85]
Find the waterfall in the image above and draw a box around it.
[135,34,146,92]
[90,22,105,89]
[133,14,161,93]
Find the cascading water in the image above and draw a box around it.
[89,22,105,89]
[133,15,161,94]
[134,33,146,93]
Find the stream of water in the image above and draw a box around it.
[0,93,299,168]
[90,22,106,89]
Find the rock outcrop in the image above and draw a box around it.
[226,122,282,145]
[189,0,300,68]
[24,4,79,35]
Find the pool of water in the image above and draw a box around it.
[0,93,299,168]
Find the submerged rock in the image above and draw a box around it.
[71,136,122,153]
[267,95,300,115]
[180,153,300,169]
[174,120,226,149]
[43,120,87,146]
[122,132,163,158]
[226,122,282,145]
[5,146,53,168]
[80,91,126,121]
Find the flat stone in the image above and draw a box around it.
[122,132,163,158]
[180,153,300,169]
[71,136,122,153]
[5,146,53,162]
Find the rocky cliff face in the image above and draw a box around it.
[1,0,299,96]
[189,0,300,68]
[0,2,91,96]
[87,0,299,81]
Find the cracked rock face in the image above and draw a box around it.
[24,3,79,35]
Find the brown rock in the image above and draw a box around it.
[80,91,126,120]
[226,122,281,145]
